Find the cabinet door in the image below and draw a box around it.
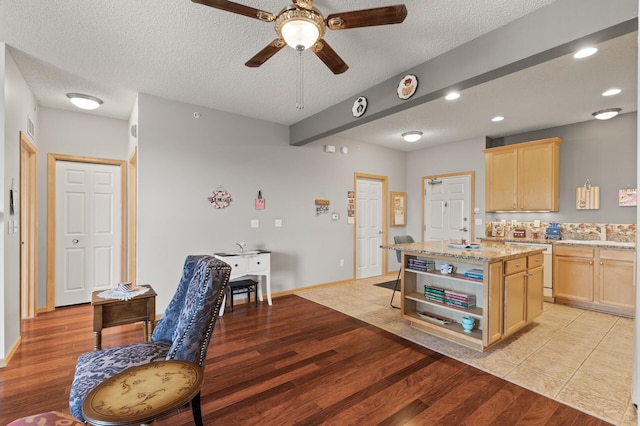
[504,272,526,336]
[598,249,635,312]
[553,255,594,302]
[526,266,544,321]
[519,142,559,211]
[485,149,517,211]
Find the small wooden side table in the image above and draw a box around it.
[82,360,203,426]
[91,285,157,350]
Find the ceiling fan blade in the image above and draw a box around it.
[245,39,286,67]
[311,39,349,75]
[326,5,407,30]
[191,0,275,22]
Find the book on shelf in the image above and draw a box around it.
[463,268,484,279]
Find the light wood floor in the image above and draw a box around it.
[1,295,612,425]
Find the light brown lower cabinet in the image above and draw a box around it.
[504,253,544,337]
[553,245,635,317]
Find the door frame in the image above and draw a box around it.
[353,172,389,278]
[422,171,475,242]
[128,148,137,283]
[46,153,127,311]
[20,132,37,319]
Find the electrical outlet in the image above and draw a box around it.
[340,259,344,267]
[475,218,482,226]
[534,220,540,227]
[275,219,283,228]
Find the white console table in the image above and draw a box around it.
[214,251,271,315]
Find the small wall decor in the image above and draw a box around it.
[255,190,265,210]
[619,187,637,206]
[391,191,406,226]
[347,191,355,224]
[208,185,232,209]
[575,179,600,210]
[397,74,418,100]
[352,96,368,118]
[315,199,330,215]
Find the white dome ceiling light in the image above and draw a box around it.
[66,93,103,110]
[402,131,423,142]
[592,108,621,120]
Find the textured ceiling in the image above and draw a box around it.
[0,0,562,126]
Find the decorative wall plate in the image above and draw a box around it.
[352,96,368,118]
[397,74,418,100]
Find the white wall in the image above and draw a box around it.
[136,94,407,311]
[36,108,129,306]
[1,45,38,362]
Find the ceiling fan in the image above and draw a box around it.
[191,0,408,75]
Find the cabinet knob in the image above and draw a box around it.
[589,261,593,265]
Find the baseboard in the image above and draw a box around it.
[0,336,22,368]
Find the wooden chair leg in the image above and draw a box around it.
[191,391,203,426]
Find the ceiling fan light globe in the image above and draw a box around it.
[281,20,320,49]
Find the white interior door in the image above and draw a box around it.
[356,178,383,279]
[55,161,121,306]
[424,175,471,242]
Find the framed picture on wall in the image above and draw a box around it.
[391,192,406,226]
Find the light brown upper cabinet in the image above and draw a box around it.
[484,137,562,212]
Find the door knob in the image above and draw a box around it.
[72,239,79,244]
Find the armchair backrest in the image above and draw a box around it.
[152,255,231,366]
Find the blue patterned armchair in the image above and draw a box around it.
[69,255,231,424]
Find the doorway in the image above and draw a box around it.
[128,148,137,283]
[47,154,126,309]
[423,172,474,243]
[20,132,37,319]
[354,173,388,279]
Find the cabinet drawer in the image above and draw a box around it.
[599,248,635,262]
[249,254,269,272]
[219,256,249,274]
[528,253,544,269]
[505,258,526,275]
[554,245,594,258]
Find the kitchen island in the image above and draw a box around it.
[383,241,545,351]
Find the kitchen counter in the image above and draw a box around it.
[382,241,545,262]
[480,237,635,250]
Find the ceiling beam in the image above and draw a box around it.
[289,0,638,146]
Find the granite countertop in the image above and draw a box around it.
[480,236,635,250]
[382,241,544,262]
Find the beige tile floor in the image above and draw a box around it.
[296,274,637,425]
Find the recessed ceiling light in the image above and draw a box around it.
[592,108,621,120]
[66,93,103,110]
[602,88,622,97]
[573,47,598,59]
[401,131,423,142]
[491,116,505,122]
[445,92,460,100]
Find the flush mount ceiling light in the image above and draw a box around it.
[491,116,505,122]
[602,88,622,97]
[592,108,621,120]
[573,47,598,59]
[445,92,460,100]
[66,93,103,110]
[402,131,423,142]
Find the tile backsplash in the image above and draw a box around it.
[484,221,636,242]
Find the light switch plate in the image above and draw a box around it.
[275,219,283,228]
[251,219,259,228]
[534,220,541,227]
[475,218,482,226]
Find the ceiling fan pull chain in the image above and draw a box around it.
[296,45,304,110]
